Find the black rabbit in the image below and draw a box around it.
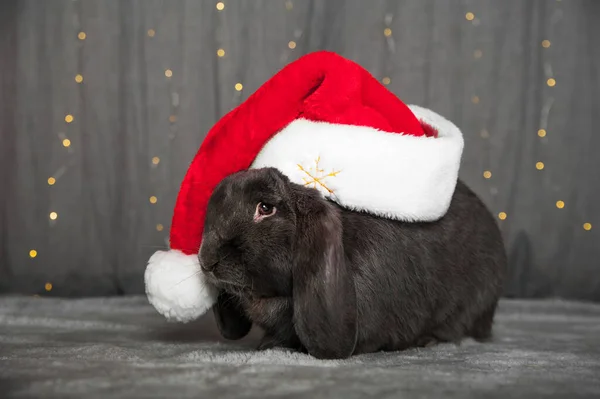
[199,167,506,359]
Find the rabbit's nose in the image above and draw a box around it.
[201,260,218,272]
[199,253,218,272]
[198,235,219,272]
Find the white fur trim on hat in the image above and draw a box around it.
[250,104,464,222]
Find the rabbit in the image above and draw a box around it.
[199,167,507,359]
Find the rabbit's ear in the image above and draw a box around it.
[213,290,252,340]
[292,200,357,359]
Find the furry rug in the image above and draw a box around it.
[1,296,599,398]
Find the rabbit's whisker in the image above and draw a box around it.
[171,270,202,288]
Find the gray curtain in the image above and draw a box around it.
[1,0,598,301]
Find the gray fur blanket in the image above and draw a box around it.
[1,296,599,398]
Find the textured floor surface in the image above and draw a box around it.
[1,296,599,399]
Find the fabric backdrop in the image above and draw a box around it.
[1,0,598,301]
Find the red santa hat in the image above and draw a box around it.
[144,51,464,323]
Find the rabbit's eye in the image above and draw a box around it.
[258,202,275,216]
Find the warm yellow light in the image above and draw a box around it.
[45,282,53,291]
[542,40,551,48]
[235,83,243,91]
[65,114,74,123]
[465,12,475,21]
[384,28,392,37]
[217,48,225,57]
[62,138,71,147]
[156,224,164,232]
[149,196,158,204]
[29,249,38,258]
[75,74,83,83]
[152,157,160,165]
[498,212,507,220]
[169,115,177,123]
[483,171,492,179]
[147,29,155,37]
[48,177,56,185]
[547,78,556,87]
[78,32,86,40]
[472,95,480,104]
[583,223,592,231]
[49,212,58,220]
[535,162,544,170]
[537,129,547,137]
[216,2,224,11]
[288,41,297,49]
[473,49,482,59]
[382,77,391,85]
[165,69,173,78]
[556,200,565,209]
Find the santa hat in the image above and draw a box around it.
[145,51,464,322]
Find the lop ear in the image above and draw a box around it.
[213,290,252,340]
[292,198,357,359]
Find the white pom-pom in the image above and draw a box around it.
[144,249,217,323]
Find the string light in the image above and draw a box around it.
[169,115,177,123]
[149,196,158,204]
[29,250,37,258]
[285,1,293,10]
[78,32,86,40]
[498,212,507,220]
[216,2,224,11]
[483,171,492,179]
[471,96,480,104]
[65,114,74,123]
[48,177,56,185]
[382,77,391,85]
[152,157,160,165]
[538,129,547,137]
[536,162,545,170]
[165,69,173,78]
[480,129,489,139]
[542,40,551,48]
[75,74,83,83]
[156,224,164,232]
[288,41,296,49]
[473,49,482,59]
[62,139,71,147]
[465,12,475,21]
[217,48,225,57]
[49,212,58,220]
[147,29,155,37]
[547,78,556,87]
[235,83,243,91]
[556,200,565,209]
[583,223,592,231]
[45,283,53,292]
[383,28,392,37]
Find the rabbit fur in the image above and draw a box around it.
[199,167,506,359]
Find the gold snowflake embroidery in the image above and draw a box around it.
[297,156,341,194]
